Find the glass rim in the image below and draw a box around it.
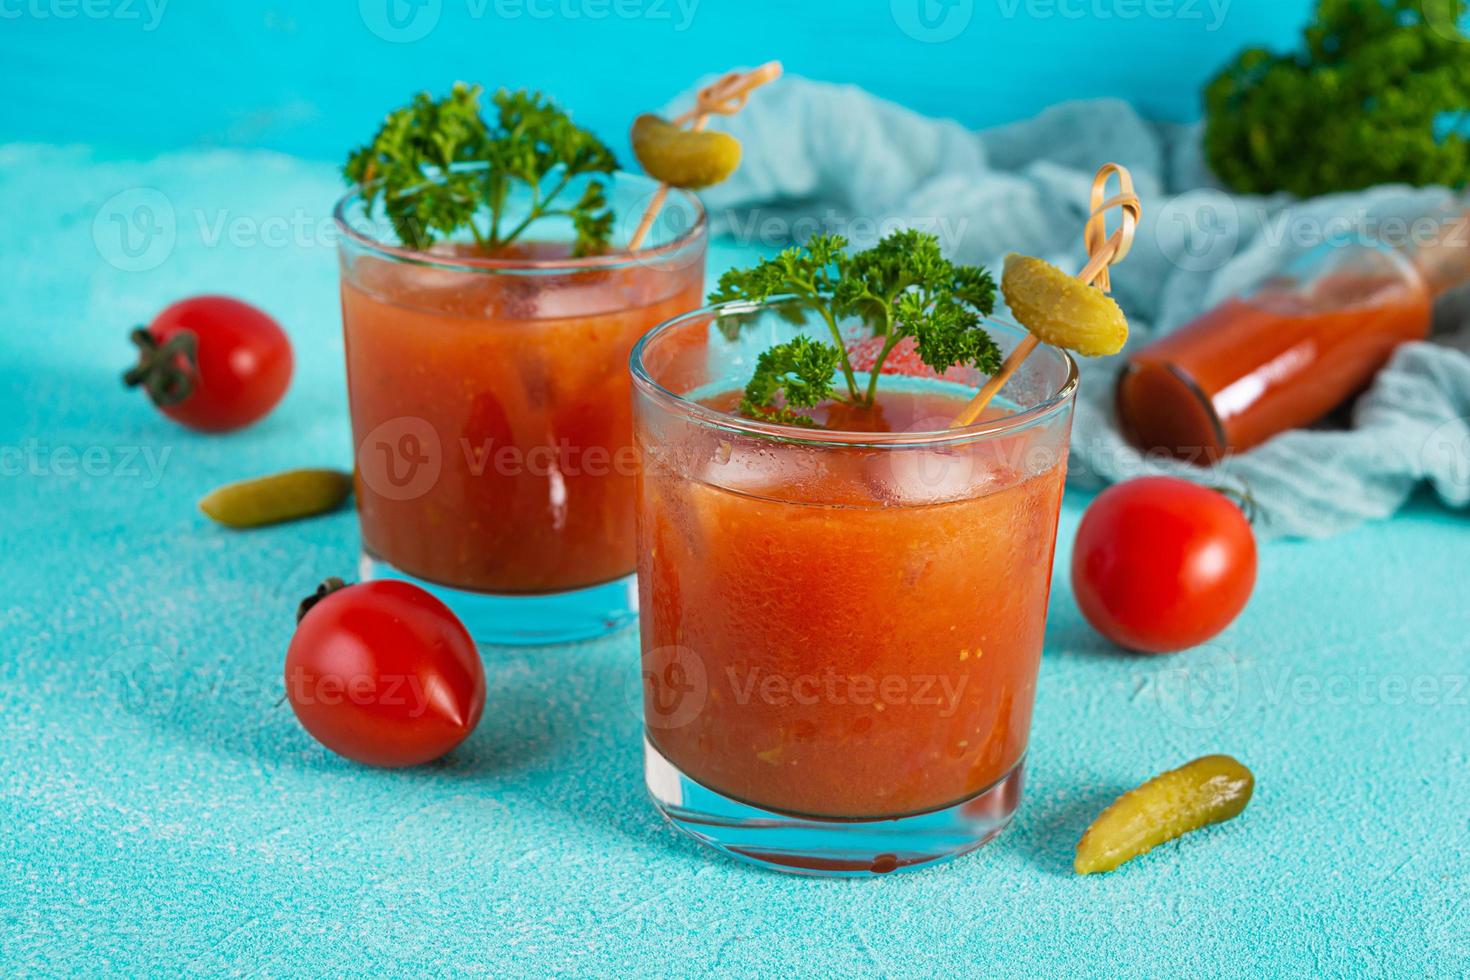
[332,166,708,274]
[630,297,1080,449]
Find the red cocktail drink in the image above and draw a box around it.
[632,300,1077,873]
[336,172,706,643]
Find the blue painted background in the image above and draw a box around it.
[6,2,1470,977]
[2,0,1311,159]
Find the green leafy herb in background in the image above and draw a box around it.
[710,230,999,427]
[1204,0,1470,197]
[344,84,618,254]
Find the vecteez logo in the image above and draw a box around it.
[876,415,981,505]
[93,187,176,272]
[619,185,705,275]
[99,642,182,733]
[357,416,442,501]
[360,0,700,39]
[891,0,974,41]
[1154,189,1241,273]
[719,209,974,255]
[1422,416,1470,502]
[638,645,708,730]
[360,0,442,42]
[0,0,169,30]
[1150,643,1240,730]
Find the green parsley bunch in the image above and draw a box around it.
[1204,0,1470,196]
[344,84,618,254]
[709,230,999,427]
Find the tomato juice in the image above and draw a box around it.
[336,182,706,600]
[632,307,1077,823]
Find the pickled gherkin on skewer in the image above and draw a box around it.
[1001,253,1130,358]
[630,114,742,189]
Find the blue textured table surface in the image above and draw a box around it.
[1,142,1467,977]
[4,2,1469,973]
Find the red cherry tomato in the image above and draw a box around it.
[124,295,292,432]
[285,579,485,767]
[1071,476,1257,654]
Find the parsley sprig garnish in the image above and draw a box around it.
[344,83,618,255]
[738,336,846,427]
[710,230,1000,427]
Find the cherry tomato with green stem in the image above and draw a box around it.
[286,578,486,767]
[1071,476,1257,654]
[124,295,292,432]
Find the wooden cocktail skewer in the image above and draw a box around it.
[950,163,1141,427]
[627,61,783,251]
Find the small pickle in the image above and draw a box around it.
[1002,253,1129,357]
[1075,754,1254,874]
[199,468,353,529]
[630,114,742,189]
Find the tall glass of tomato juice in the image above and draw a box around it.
[335,171,706,645]
[631,298,1078,875]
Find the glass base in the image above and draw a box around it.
[359,553,638,646]
[644,737,1024,876]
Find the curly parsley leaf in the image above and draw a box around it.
[710,233,851,306]
[344,84,619,254]
[738,336,845,427]
[900,293,1001,378]
[711,230,997,424]
[344,83,490,251]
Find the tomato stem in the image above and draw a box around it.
[123,326,199,407]
[296,577,349,625]
[1211,483,1259,525]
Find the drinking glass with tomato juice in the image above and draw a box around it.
[631,298,1078,874]
[335,171,706,644]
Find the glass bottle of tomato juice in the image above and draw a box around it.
[1115,222,1470,462]
[335,172,707,644]
[631,299,1078,874]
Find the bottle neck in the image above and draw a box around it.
[1404,205,1470,300]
